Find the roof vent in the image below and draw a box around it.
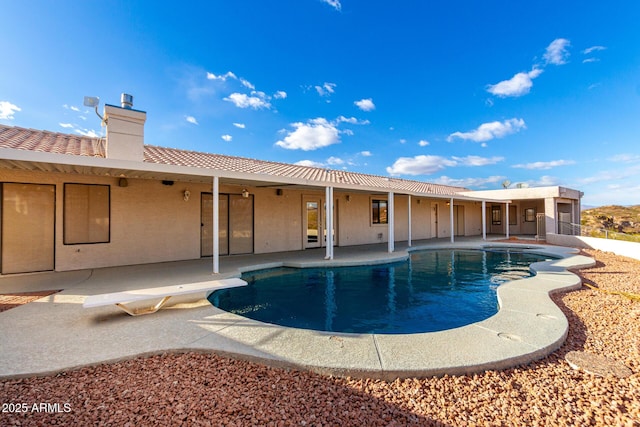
[120,93,133,109]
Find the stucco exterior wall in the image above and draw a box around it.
[253,187,304,254]
[409,196,431,240]
[432,201,451,238]
[461,201,482,236]
[0,169,206,272]
[335,193,387,245]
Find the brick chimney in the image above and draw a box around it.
[103,93,146,162]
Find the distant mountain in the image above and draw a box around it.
[581,205,640,234]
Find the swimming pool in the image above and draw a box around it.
[208,248,554,334]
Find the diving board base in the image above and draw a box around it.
[115,296,173,316]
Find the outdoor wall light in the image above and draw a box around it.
[242,189,249,198]
[345,194,351,202]
[183,190,191,201]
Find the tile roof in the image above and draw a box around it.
[0,124,467,195]
[144,145,466,195]
[0,124,105,157]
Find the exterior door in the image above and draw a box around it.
[453,205,465,236]
[304,198,321,248]
[430,202,439,238]
[522,207,537,235]
[1,183,55,274]
[201,193,229,257]
[201,193,252,257]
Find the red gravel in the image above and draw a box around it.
[0,290,60,313]
[1,249,639,426]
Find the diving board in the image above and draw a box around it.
[82,278,247,316]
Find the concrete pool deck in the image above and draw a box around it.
[0,239,595,381]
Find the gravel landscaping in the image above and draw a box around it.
[1,249,639,426]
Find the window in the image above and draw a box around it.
[509,205,517,225]
[525,208,536,222]
[372,199,388,224]
[64,184,110,244]
[491,205,502,225]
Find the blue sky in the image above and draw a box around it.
[1,1,639,207]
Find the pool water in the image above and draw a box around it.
[208,249,554,334]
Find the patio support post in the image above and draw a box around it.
[212,176,219,274]
[325,186,334,260]
[407,195,412,247]
[482,200,487,240]
[505,202,510,239]
[450,197,454,243]
[388,191,395,253]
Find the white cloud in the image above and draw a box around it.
[453,155,504,166]
[544,38,571,65]
[582,46,606,64]
[274,91,287,99]
[512,159,575,170]
[74,128,100,138]
[321,0,341,11]
[315,82,336,97]
[295,159,325,168]
[418,140,430,147]
[434,175,506,188]
[239,78,255,90]
[276,118,340,151]
[221,134,232,142]
[387,154,504,176]
[337,116,370,125]
[186,116,198,125]
[224,92,271,109]
[447,118,525,143]
[62,104,81,112]
[233,123,246,129]
[327,156,344,165]
[360,150,372,157]
[609,153,640,163]
[583,46,606,55]
[354,98,375,111]
[399,139,407,144]
[206,71,237,81]
[59,123,74,129]
[0,101,21,120]
[487,68,543,98]
[386,155,458,176]
[533,175,559,186]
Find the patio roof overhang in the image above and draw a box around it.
[0,147,509,203]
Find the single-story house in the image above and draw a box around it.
[0,96,583,275]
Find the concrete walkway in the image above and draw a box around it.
[0,239,595,380]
